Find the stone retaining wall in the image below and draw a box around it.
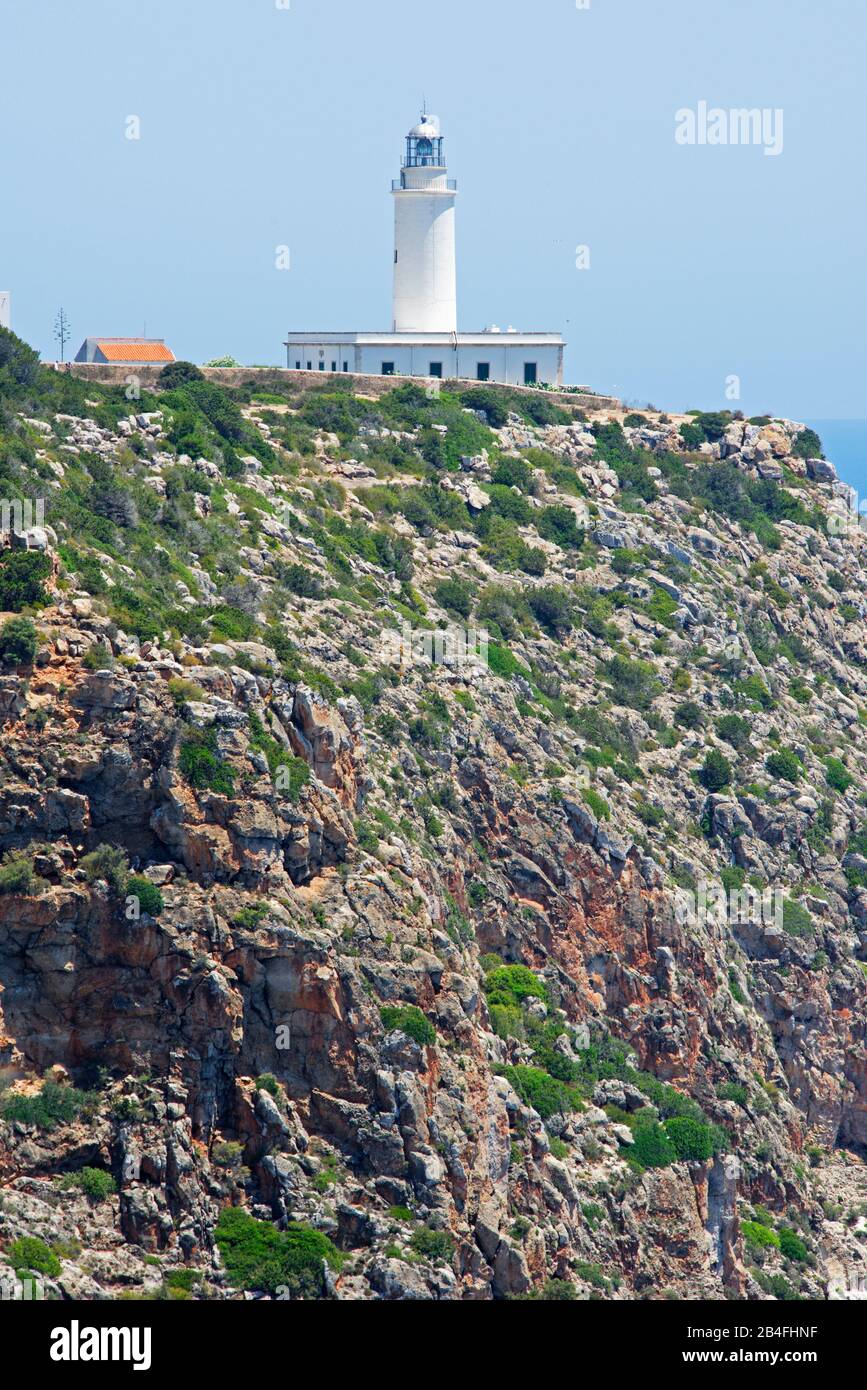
[53,362,619,411]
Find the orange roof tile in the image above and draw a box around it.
[96,340,175,363]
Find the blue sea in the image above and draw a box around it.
[806,420,867,498]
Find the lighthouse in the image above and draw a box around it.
[391,114,457,334]
[285,110,565,388]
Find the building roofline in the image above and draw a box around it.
[284,331,565,343]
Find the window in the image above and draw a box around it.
[295,361,301,370]
[331,361,337,372]
[382,362,395,375]
[306,361,312,371]
[343,361,349,372]
[429,362,443,377]
[318,362,325,370]
[477,363,490,381]
[395,249,398,263]
[524,362,538,384]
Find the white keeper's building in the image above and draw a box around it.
[284,114,565,388]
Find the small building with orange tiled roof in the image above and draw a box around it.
[74,337,176,365]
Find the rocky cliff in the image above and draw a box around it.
[0,332,864,1301]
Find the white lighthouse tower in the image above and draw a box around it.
[285,110,567,388]
[392,114,457,334]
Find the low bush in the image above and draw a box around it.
[765,748,802,782]
[126,876,164,917]
[602,655,661,710]
[0,850,42,896]
[179,727,235,796]
[214,1207,342,1298]
[0,616,38,665]
[0,549,51,610]
[778,1227,809,1263]
[8,1236,61,1277]
[742,1220,780,1253]
[80,843,129,893]
[825,757,853,793]
[1,1082,93,1132]
[700,749,732,792]
[630,1115,677,1168]
[583,787,611,821]
[500,1065,575,1119]
[433,576,473,618]
[58,1167,117,1201]
[380,1005,436,1046]
[664,1117,716,1161]
[409,1226,455,1264]
[485,964,549,1009]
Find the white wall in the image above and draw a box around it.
[393,185,458,333]
[357,343,562,387]
[285,343,354,374]
[284,339,563,386]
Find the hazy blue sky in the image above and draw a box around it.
[3,0,865,417]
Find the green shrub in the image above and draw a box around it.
[538,1278,578,1300]
[699,750,732,792]
[409,1226,455,1264]
[674,701,703,730]
[168,676,205,706]
[489,1004,525,1040]
[179,727,235,796]
[1,1081,93,1131]
[717,1082,749,1106]
[59,1167,117,1201]
[80,843,129,893]
[500,1065,574,1119]
[0,616,37,665]
[159,360,204,388]
[8,1236,61,1278]
[0,549,51,610]
[825,758,853,793]
[782,898,813,938]
[630,1116,677,1168]
[283,564,324,599]
[210,604,257,641]
[602,654,661,710]
[536,505,584,550]
[485,964,549,1009]
[459,387,509,427]
[214,1207,342,1298]
[742,1220,780,1253]
[778,1227,809,1263]
[492,457,532,490]
[0,850,41,896]
[380,1005,436,1046]
[680,422,706,450]
[664,1117,716,1161]
[716,714,752,749]
[527,585,574,637]
[487,642,531,679]
[126,876,164,917]
[765,748,802,782]
[733,674,774,710]
[433,576,473,618]
[164,1268,202,1293]
[583,787,610,821]
[82,641,113,671]
[247,714,311,802]
[792,427,823,461]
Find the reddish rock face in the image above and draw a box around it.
[1,375,866,1304]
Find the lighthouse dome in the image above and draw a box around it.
[409,114,441,139]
